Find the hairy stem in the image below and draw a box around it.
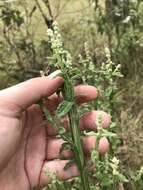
[63,74,90,190]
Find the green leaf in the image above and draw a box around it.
[60,133,72,143]
[78,105,92,118]
[60,142,72,154]
[100,129,117,138]
[91,149,99,162]
[109,122,117,129]
[117,173,129,183]
[58,127,66,135]
[69,68,81,78]
[64,159,75,170]
[101,176,113,186]
[69,68,81,80]
[56,100,74,118]
[43,106,53,123]
[42,106,57,130]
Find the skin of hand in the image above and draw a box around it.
[0,75,110,190]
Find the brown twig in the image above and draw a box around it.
[34,0,53,29]
[42,0,53,19]
[3,27,24,69]
[55,0,71,18]
[60,2,92,15]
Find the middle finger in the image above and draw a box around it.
[46,110,111,136]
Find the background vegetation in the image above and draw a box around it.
[0,0,143,189]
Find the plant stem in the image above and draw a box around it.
[69,106,90,190]
[63,74,90,190]
[47,23,91,189]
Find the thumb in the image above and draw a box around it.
[0,76,64,111]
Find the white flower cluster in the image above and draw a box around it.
[82,42,95,83]
[101,47,123,82]
[47,22,63,55]
[110,157,120,176]
[84,42,94,70]
[47,22,72,69]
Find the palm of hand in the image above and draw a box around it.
[0,77,110,190]
[0,105,47,190]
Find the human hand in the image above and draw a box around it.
[0,75,110,190]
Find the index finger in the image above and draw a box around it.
[44,85,98,113]
[0,77,64,113]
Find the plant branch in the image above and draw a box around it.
[42,0,53,19]
[3,27,24,69]
[34,0,53,28]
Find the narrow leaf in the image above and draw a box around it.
[60,142,72,154]
[42,106,57,130]
[56,100,74,118]
[58,127,66,135]
[64,159,75,170]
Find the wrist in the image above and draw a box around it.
[0,169,29,190]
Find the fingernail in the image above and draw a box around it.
[47,70,62,79]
